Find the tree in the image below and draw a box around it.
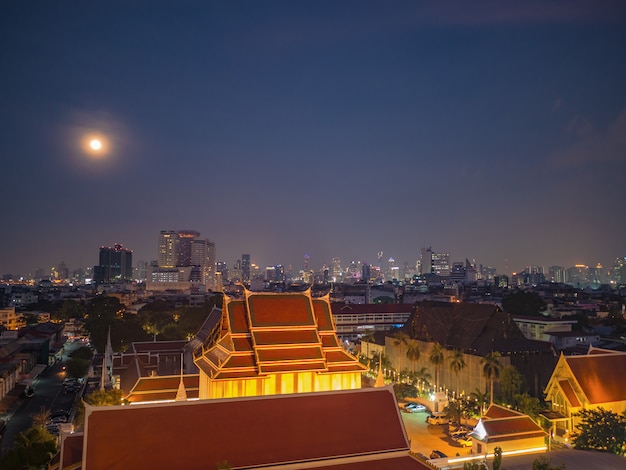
[502,291,547,316]
[31,406,50,427]
[448,349,466,394]
[55,299,85,321]
[411,366,432,393]
[470,388,489,415]
[85,388,125,406]
[492,447,502,470]
[429,343,445,391]
[499,365,524,405]
[406,341,421,374]
[66,357,90,378]
[514,392,542,419]
[393,382,418,400]
[70,345,94,361]
[572,407,626,455]
[481,351,502,405]
[0,426,57,470]
[532,455,565,470]
[463,460,488,470]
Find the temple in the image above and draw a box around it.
[192,289,367,399]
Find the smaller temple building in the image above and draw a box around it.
[469,404,547,457]
[542,347,626,444]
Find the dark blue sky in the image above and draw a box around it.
[2,1,625,277]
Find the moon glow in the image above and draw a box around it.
[90,139,102,151]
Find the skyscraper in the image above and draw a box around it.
[94,244,133,284]
[158,231,180,268]
[177,230,201,266]
[242,254,251,282]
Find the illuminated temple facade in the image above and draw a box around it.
[192,289,367,399]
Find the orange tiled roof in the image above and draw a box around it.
[196,291,366,381]
[558,379,581,407]
[130,374,199,393]
[247,293,316,327]
[60,434,83,469]
[484,404,523,419]
[566,353,626,404]
[82,387,413,470]
[482,416,544,437]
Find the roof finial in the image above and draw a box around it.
[175,352,187,401]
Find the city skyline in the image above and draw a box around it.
[2,2,625,278]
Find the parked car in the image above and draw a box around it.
[454,435,473,448]
[426,414,449,425]
[430,450,448,459]
[406,403,427,412]
[22,386,35,398]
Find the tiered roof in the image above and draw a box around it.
[194,290,366,380]
[471,404,546,444]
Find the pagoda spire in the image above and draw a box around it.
[374,356,385,388]
[175,353,187,401]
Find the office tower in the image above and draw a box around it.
[332,258,342,278]
[361,263,371,282]
[432,252,450,276]
[216,261,228,282]
[191,238,216,290]
[158,231,180,268]
[94,244,133,284]
[242,254,251,282]
[420,247,433,275]
[548,266,565,284]
[177,230,201,266]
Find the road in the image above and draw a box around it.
[0,341,83,454]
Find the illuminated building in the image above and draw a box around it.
[158,230,179,267]
[59,386,430,470]
[0,307,25,330]
[542,348,626,444]
[241,253,251,282]
[193,289,367,399]
[93,244,133,284]
[468,404,546,456]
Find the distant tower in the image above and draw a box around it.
[420,247,433,275]
[304,253,310,272]
[242,254,251,282]
[177,230,200,267]
[158,231,180,268]
[94,244,133,284]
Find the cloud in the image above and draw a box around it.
[549,107,626,168]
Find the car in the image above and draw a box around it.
[23,386,35,398]
[406,403,427,412]
[426,414,449,425]
[454,436,473,448]
[429,450,448,459]
[51,409,69,419]
[49,416,67,424]
[450,426,471,437]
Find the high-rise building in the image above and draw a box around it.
[94,244,133,284]
[242,254,251,282]
[432,252,450,276]
[158,231,180,268]
[420,247,433,275]
[177,230,201,267]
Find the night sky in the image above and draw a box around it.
[2,1,625,277]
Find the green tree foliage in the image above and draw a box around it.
[572,407,626,455]
[70,345,94,361]
[393,382,418,400]
[0,426,57,469]
[513,392,543,419]
[85,388,125,406]
[481,352,502,404]
[502,291,547,316]
[66,357,90,378]
[55,299,85,321]
[499,365,525,405]
[532,455,565,470]
[470,388,489,415]
[429,343,445,390]
[448,349,466,393]
[463,460,488,470]
[492,447,502,470]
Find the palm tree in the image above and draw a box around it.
[481,351,502,405]
[429,342,445,391]
[412,366,432,393]
[392,331,410,371]
[448,349,466,395]
[405,341,421,374]
[470,387,489,415]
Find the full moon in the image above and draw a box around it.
[90,139,102,151]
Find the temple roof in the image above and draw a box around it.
[76,386,428,470]
[401,301,540,355]
[194,290,366,380]
[565,352,626,404]
[126,374,199,403]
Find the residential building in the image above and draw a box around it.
[93,244,133,284]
